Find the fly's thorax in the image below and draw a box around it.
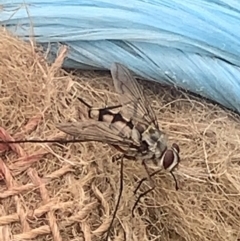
[141,125,167,156]
[158,143,180,172]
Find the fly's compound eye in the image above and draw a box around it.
[162,149,175,170]
[172,143,180,154]
[162,147,180,171]
[161,144,180,191]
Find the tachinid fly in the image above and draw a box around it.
[56,63,181,239]
[57,63,180,178]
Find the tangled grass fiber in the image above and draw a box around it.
[0,27,240,241]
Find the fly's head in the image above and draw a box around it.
[143,127,180,179]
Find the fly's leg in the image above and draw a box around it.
[105,154,124,241]
[132,171,179,217]
[133,169,162,196]
[170,172,179,190]
[132,161,158,217]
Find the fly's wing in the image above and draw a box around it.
[110,63,159,128]
[56,120,137,147]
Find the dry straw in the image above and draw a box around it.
[1,27,240,241]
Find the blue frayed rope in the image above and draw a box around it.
[1,0,240,113]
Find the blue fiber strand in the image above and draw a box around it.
[1,0,240,113]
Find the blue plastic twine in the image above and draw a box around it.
[1,0,240,113]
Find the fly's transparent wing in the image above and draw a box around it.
[110,63,159,128]
[56,120,136,147]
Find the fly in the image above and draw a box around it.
[55,63,180,239]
